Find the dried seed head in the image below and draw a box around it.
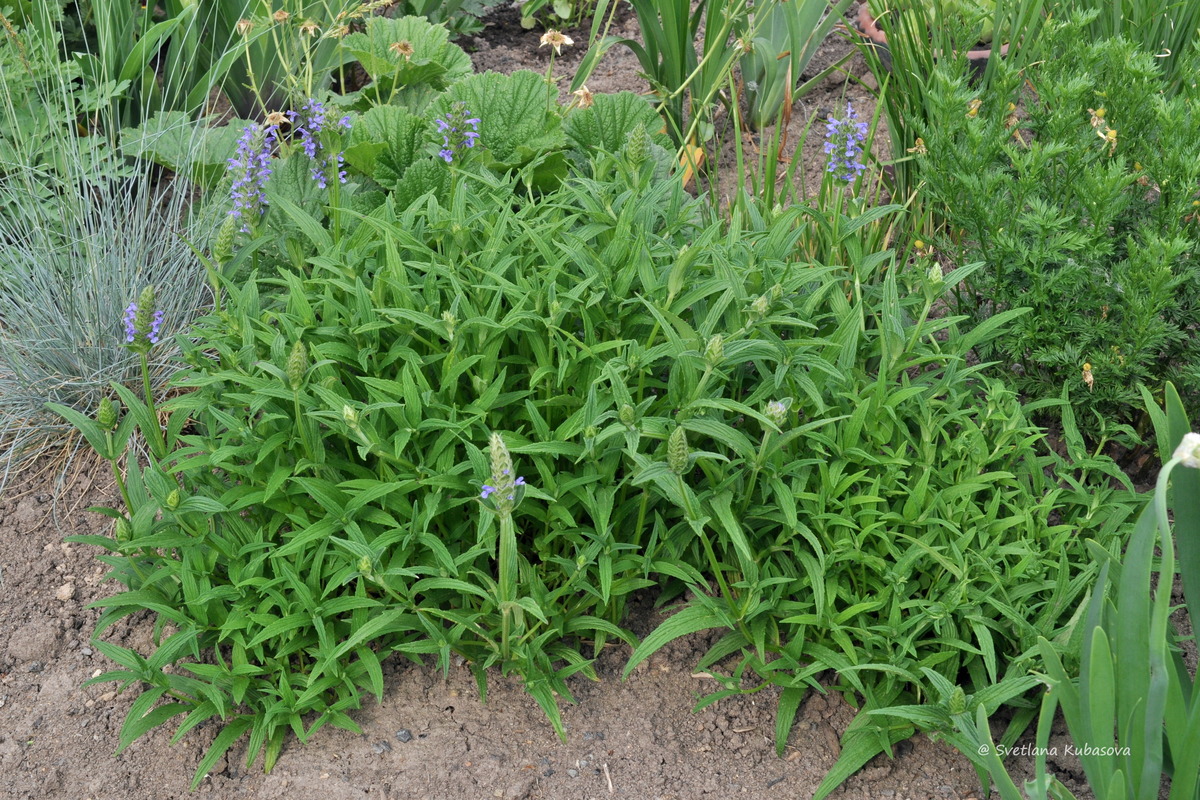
[273,9,291,23]
[667,426,689,476]
[299,20,319,36]
[966,98,982,118]
[287,340,308,390]
[1082,362,1094,391]
[389,40,414,59]
[236,18,254,36]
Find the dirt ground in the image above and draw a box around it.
[0,3,1107,799]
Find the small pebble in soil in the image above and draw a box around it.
[567,769,578,778]
[543,769,555,778]
[395,729,413,743]
[582,731,605,741]
[372,741,392,754]
[80,648,92,656]
[27,662,43,673]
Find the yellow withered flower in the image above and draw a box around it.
[572,85,594,109]
[539,30,573,55]
[1098,125,1117,155]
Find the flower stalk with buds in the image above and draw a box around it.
[480,432,529,661]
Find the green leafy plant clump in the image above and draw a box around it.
[64,122,1140,792]
[913,17,1200,445]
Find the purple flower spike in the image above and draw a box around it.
[824,101,869,184]
[227,122,278,232]
[149,310,164,344]
[123,303,138,343]
[291,100,350,189]
[433,102,481,164]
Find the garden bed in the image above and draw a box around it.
[1,1,1195,798]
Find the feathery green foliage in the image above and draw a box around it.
[914,20,1200,444]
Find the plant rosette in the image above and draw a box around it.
[855,2,1008,75]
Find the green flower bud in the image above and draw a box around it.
[584,425,599,440]
[948,687,967,716]
[114,517,132,544]
[165,489,181,510]
[704,335,724,367]
[213,215,237,267]
[287,340,308,390]
[626,122,650,168]
[927,263,944,288]
[357,556,373,578]
[97,397,118,431]
[619,404,637,429]
[751,293,770,318]
[667,425,689,476]
[484,432,524,516]
[765,398,789,429]
[342,405,360,429]
[441,311,456,342]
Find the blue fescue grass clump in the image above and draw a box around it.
[0,80,216,483]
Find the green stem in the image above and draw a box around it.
[738,433,771,519]
[140,353,167,460]
[677,474,734,610]
[498,511,518,662]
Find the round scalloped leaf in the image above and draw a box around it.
[342,15,472,96]
[344,105,429,189]
[432,70,565,171]
[564,91,670,158]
